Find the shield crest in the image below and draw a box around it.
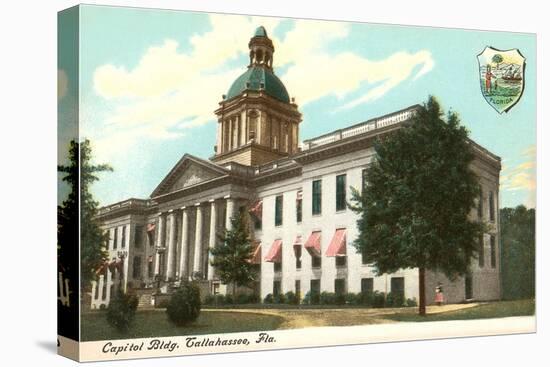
[477,46,525,113]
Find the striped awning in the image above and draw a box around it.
[249,199,263,219]
[249,242,262,264]
[146,223,156,232]
[264,239,282,263]
[325,229,347,257]
[304,231,321,257]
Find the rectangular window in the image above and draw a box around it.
[295,246,302,269]
[274,262,282,272]
[335,256,347,267]
[132,256,141,279]
[312,179,322,215]
[296,197,302,223]
[361,251,368,265]
[336,174,347,211]
[478,235,485,267]
[134,225,143,248]
[490,235,496,268]
[362,168,368,195]
[113,227,118,249]
[478,189,483,219]
[254,216,262,230]
[275,195,283,227]
[335,279,346,295]
[121,226,126,248]
[361,278,374,293]
[489,191,495,222]
[310,279,320,297]
[390,277,405,299]
[273,280,281,297]
[147,258,153,278]
[311,255,322,268]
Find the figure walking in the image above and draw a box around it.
[435,283,445,306]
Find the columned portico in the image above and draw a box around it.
[225,196,235,230]
[193,203,204,279]
[165,210,177,281]
[179,207,190,280]
[154,213,165,277]
[207,199,217,280]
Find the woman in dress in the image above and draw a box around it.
[435,283,445,306]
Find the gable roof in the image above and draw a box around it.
[150,154,229,198]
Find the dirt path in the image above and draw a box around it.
[205,303,480,329]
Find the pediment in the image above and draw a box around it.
[151,154,227,197]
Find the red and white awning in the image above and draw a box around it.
[146,223,156,233]
[264,239,282,263]
[304,231,321,257]
[249,242,262,264]
[325,228,347,257]
[249,200,263,219]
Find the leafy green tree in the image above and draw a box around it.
[500,205,535,300]
[58,139,112,297]
[492,54,504,70]
[209,212,257,301]
[350,96,484,315]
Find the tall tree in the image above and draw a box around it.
[210,212,257,301]
[350,96,484,315]
[500,205,535,300]
[58,139,112,296]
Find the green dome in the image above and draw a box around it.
[226,66,290,103]
[254,26,267,37]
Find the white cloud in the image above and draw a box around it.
[88,15,434,160]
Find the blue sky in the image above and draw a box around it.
[58,5,536,208]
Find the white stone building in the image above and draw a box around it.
[91,26,501,309]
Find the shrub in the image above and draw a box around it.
[224,294,234,305]
[320,292,336,305]
[345,292,360,305]
[386,292,405,308]
[335,293,346,305]
[406,298,418,307]
[273,293,286,304]
[358,291,374,307]
[372,291,386,308]
[204,294,215,306]
[106,291,138,332]
[263,293,274,304]
[248,293,260,304]
[236,293,250,304]
[166,282,201,326]
[284,291,299,305]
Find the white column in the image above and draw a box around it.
[225,197,235,231]
[179,207,189,280]
[105,269,113,303]
[216,120,222,154]
[193,204,204,279]
[208,200,217,280]
[165,211,176,281]
[98,274,105,301]
[154,214,164,276]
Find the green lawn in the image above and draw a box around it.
[383,299,535,322]
[81,310,284,341]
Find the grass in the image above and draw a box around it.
[382,299,535,322]
[81,310,284,342]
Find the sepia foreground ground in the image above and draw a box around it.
[81,299,534,341]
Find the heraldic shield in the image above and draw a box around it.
[477,46,525,113]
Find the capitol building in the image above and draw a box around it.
[91,26,501,309]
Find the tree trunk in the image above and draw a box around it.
[419,267,426,316]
